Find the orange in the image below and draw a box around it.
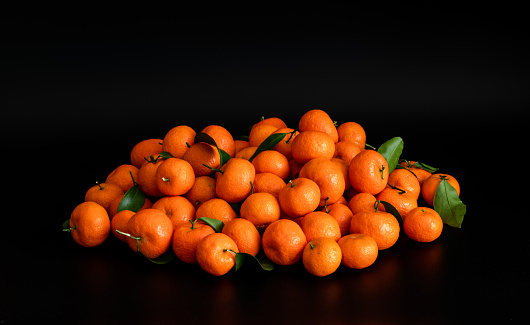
[350,210,400,250]
[162,125,196,159]
[333,141,362,164]
[291,130,335,164]
[240,192,281,230]
[278,178,321,219]
[288,159,304,180]
[195,198,237,224]
[105,164,139,192]
[111,210,135,243]
[399,160,433,186]
[235,146,258,160]
[122,208,174,259]
[323,203,354,237]
[222,218,262,256]
[196,233,239,276]
[421,173,461,207]
[215,158,255,204]
[376,187,418,219]
[66,201,110,247]
[137,157,165,198]
[184,175,217,208]
[299,157,346,206]
[130,138,163,169]
[338,233,378,269]
[251,150,290,180]
[172,220,215,264]
[331,157,351,191]
[300,211,341,242]
[387,168,421,199]
[348,192,377,215]
[108,194,153,219]
[252,172,286,198]
[348,149,389,195]
[298,109,339,143]
[302,237,342,277]
[182,142,220,177]
[201,125,235,158]
[262,219,307,266]
[151,195,196,229]
[253,116,288,130]
[248,123,278,147]
[84,182,125,212]
[155,158,195,196]
[337,121,366,149]
[403,207,443,242]
[273,128,298,160]
[234,139,250,155]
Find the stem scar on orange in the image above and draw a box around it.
[65,201,111,247]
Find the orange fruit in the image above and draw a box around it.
[155,158,195,196]
[331,157,351,191]
[338,233,378,269]
[399,160,433,186]
[298,109,339,143]
[251,150,290,181]
[201,125,235,158]
[137,157,165,198]
[273,128,298,160]
[348,192,378,215]
[84,182,125,212]
[66,201,110,247]
[348,149,389,195]
[195,198,238,224]
[288,159,304,180]
[196,233,239,276]
[302,237,342,277]
[108,194,153,219]
[235,146,258,160]
[215,158,255,204]
[350,210,400,250]
[184,175,217,208]
[182,142,220,177]
[253,116,288,130]
[151,195,196,229]
[252,172,286,198]
[248,123,278,147]
[333,141,362,164]
[376,187,418,219]
[322,203,354,237]
[387,168,421,199]
[123,208,174,259]
[337,121,366,149]
[234,139,250,155]
[111,209,136,243]
[262,219,307,266]
[300,211,341,242]
[240,192,281,230]
[130,138,163,169]
[278,178,321,219]
[299,157,346,206]
[105,164,139,192]
[421,173,461,207]
[291,130,335,164]
[162,125,196,159]
[222,218,262,256]
[172,220,215,264]
[403,207,443,243]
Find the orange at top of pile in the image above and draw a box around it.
[63,109,464,277]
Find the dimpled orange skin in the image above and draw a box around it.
[421,173,461,207]
[349,210,400,250]
[348,150,389,195]
[278,178,321,219]
[215,158,256,204]
[155,158,195,196]
[126,208,174,259]
[299,157,346,206]
[338,233,378,269]
[262,219,307,266]
[403,207,444,243]
[162,125,196,159]
[291,130,336,165]
[387,168,421,199]
[300,211,342,242]
[196,233,239,276]
[69,201,111,247]
[302,237,342,277]
[298,109,339,143]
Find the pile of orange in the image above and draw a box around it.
[63,109,462,277]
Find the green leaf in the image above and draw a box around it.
[377,137,404,173]
[248,132,288,162]
[62,218,71,230]
[433,178,466,228]
[117,184,145,213]
[158,151,175,159]
[235,251,275,272]
[144,249,176,265]
[378,200,403,224]
[196,217,225,233]
[413,161,439,173]
[195,132,231,167]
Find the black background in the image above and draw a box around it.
[2,5,529,324]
